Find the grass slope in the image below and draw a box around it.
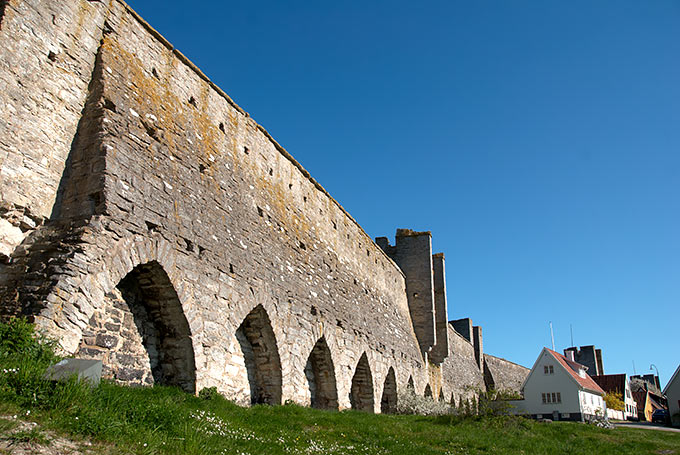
[0,320,677,455]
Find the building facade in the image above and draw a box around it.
[511,348,606,421]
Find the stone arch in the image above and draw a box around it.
[304,336,338,410]
[235,304,282,405]
[77,260,196,392]
[424,383,433,398]
[350,353,374,412]
[407,375,415,391]
[438,388,445,402]
[380,367,397,414]
[450,393,456,407]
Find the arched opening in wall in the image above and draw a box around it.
[450,393,456,407]
[424,384,433,399]
[235,305,282,405]
[78,261,196,392]
[407,376,415,391]
[350,353,374,412]
[304,337,338,410]
[438,389,445,402]
[380,367,397,414]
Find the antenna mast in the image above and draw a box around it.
[570,324,574,347]
[550,321,555,351]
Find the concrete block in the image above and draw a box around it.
[46,358,103,385]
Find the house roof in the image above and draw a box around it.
[545,348,605,395]
[591,374,627,395]
[649,395,665,411]
[663,364,680,395]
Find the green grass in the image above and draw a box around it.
[0,319,677,455]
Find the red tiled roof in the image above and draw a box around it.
[546,348,605,395]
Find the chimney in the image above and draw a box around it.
[566,350,575,362]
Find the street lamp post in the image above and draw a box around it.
[650,364,660,388]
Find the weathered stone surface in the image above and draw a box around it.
[440,326,485,404]
[483,354,529,394]
[0,0,108,218]
[0,0,528,412]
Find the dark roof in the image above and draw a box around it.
[591,374,627,395]
[545,348,605,395]
[649,395,665,411]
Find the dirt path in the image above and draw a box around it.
[0,415,108,455]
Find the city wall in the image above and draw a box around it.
[0,0,527,411]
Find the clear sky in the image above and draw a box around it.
[126,0,679,388]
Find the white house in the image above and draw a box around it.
[663,364,680,427]
[510,348,606,421]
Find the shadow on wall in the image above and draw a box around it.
[0,1,8,31]
[305,336,339,410]
[424,383,432,398]
[235,305,283,405]
[350,353,374,412]
[380,367,397,413]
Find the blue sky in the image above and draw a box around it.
[126,0,679,387]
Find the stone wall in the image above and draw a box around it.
[0,0,528,413]
[483,354,529,395]
[0,0,427,411]
[0,0,109,260]
[440,326,485,405]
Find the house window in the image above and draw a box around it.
[544,365,554,375]
[549,365,554,374]
[544,366,549,374]
[543,392,561,404]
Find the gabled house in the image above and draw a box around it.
[510,348,606,421]
[631,375,667,421]
[591,374,638,421]
[663,364,680,427]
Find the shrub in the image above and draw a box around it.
[0,317,56,364]
[198,387,220,400]
[396,388,454,416]
[603,391,625,411]
[0,317,77,408]
[474,388,517,417]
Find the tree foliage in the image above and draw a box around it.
[604,391,625,411]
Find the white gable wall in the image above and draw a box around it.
[665,365,680,426]
[511,349,604,420]
[624,380,638,420]
[514,350,581,416]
